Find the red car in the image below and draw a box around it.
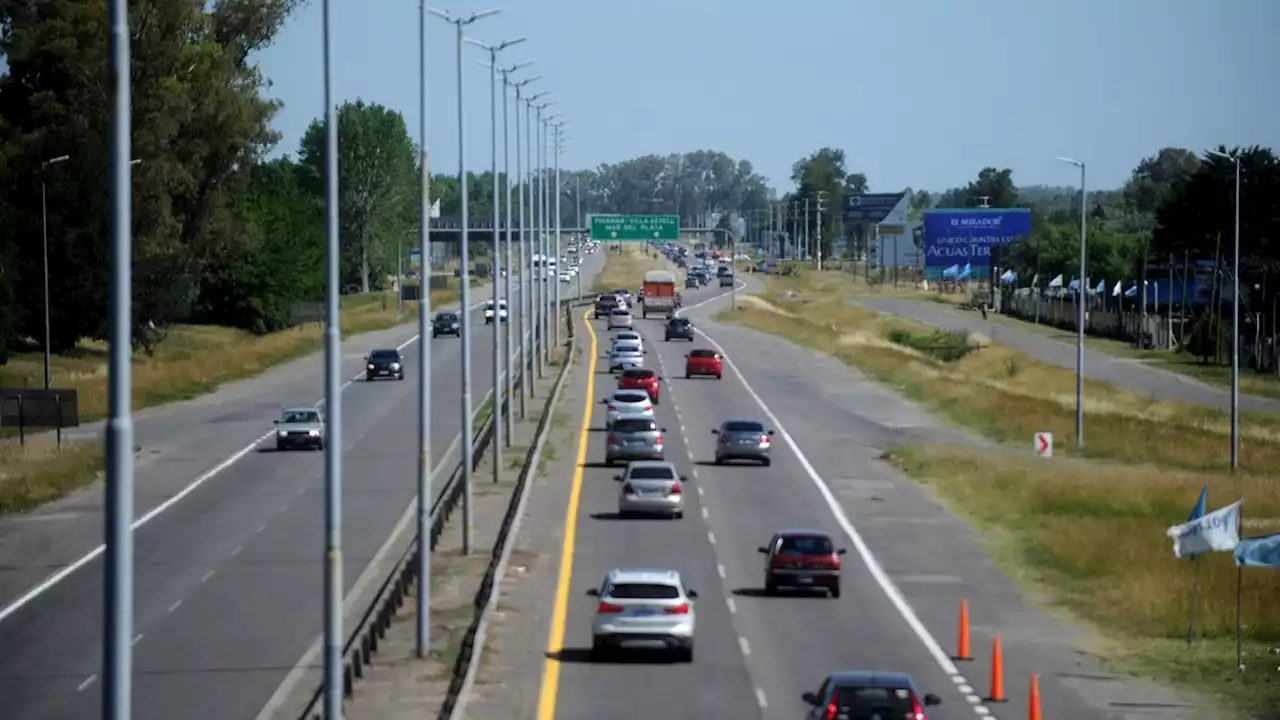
[684,349,722,379]
[618,368,662,404]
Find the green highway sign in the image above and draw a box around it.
[590,214,679,242]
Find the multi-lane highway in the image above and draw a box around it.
[0,256,599,720]
[537,271,1119,720]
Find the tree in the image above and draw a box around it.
[789,148,860,260]
[299,100,417,292]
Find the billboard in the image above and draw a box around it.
[923,208,1031,279]
[843,192,907,224]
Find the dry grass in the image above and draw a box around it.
[886,444,1280,718]
[0,285,461,424]
[0,439,105,514]
[717,272,1280,472]
[718,270,1280,716]
[589,245,670,295]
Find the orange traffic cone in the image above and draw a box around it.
[1028,673,1042,720]
[987,635,1007,702]
[955,599,972,661]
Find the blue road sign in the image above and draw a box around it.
[923,208,1031,278]
[843,192,907,224]
[409,249,422,266]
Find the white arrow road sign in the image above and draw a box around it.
[610,231,618,239]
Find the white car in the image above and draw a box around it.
[559,272,572,283]
[611,331,643,353]
[587,567,697,662]
[609,343,645,372]
[602,389,653,428]
[483,299,508,324]
[607,308,633,330]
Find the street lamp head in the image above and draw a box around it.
[1056,156,1083,168]
[1206,149,1237,163]
[43,155,71,167]
[464,36,492,51]
[465,8,502,23]
[514,75,542,89]
[426,6,455,22]
[496,36,527,51]
[526,91,548,104]
[505,60,535,74]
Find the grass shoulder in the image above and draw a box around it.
[716,271,1280,717]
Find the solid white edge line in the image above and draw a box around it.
[0,290,510,626]
[683,280,963,678]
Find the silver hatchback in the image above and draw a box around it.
[609,343,645,372]
[712,417,774,466]
[607,307,633,330]
[605,414,666,465]
[615,460,686,518]
[601,390,654,429]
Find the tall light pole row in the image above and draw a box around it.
[1058,151,1243,471]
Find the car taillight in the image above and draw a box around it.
[596,602,625,614]
[664,603,689,615]
[607,404,616,411]
[770,556,787,569]
[654,432,664,445]
[642,404,652,412]
[827,554,841,571]
[823,702,838,720]
[668,482,681,495]
[607,434,617,444]
[909,694,925,720]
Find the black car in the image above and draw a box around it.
[594,294,618,319]
[684,276,699,289]
[432,311,460,337]
[664,317,694,342]
[802,670,940,719]
[365,348,405,380]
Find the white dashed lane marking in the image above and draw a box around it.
[737,636,751,656]
[132,633,143,646]
[754,687,768,709]
[167,599,182,614]
[716,563,725,578]
[200,570,215,584]
[701,506,710,520]
[706,531,716,545]
[77,674,97,692]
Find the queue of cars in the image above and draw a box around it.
[584,273,948,716]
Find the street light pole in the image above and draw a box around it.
[1057,156,1087,449]
[40,154,71,391]
[524,92,547,396]
[414,0,434,658]
[491,61,533,442]
[552,121,566,335]
[538,105,556,372]
[1209,149,1243,471]
[467,35,527,484]
[514,82,542,418]
[428,5,500,556]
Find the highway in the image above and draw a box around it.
[541,278,1014,720]
[0,257,598,720]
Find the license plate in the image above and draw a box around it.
[797,576,813,584]
[630,608,657,617]
[736,439,756,445]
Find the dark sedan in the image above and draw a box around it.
[664,317,695,341]
[365,348,405,380]
[432,311,460,337]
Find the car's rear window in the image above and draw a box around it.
[370,350,399,360]
[613,391,649,404]
[611,309,629,315]
[780,535,834,555]
[622,369,656,379]
[614,345,639,354]
[597,294,615,302]
[724,421,764,433]
[607,583,679,600]
[689,349,717,358]
[436,313,457,321]
[628,465,676,480]
[832,686,915,714]
[613,418,658,433]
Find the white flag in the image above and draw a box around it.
[1048,274,1064,288]
[1166,499,1242,559]
[1111,280,1122,297]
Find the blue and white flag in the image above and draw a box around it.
[1124,284,1138,298]
[1111,280,1123,297]
[1235,533,1280,568]
[1094,279,1105,294]
[1188,486,1207,522]
[1000,269,1017,284]
[1048,274,1064,288]
[1166,499,1242,559]
[957,263,972,280]
[1067,277,1079,291]
[943,264,959,279]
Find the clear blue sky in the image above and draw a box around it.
[258,0,1279,193]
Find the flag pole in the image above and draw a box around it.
[1235,562,1243,677]
[1185,556,1201,648]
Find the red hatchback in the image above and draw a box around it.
[758,529,847,598]
[684,349,722,379]
[618,368,662,404]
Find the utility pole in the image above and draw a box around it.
[804,197,810,262]
[815,190,827,271]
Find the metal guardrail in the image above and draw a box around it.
[297,298,582,719]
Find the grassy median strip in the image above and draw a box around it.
[717,271,1280,717]
[589,244,670,295]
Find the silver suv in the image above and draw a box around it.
[604,414,666,465]
[587,568,698,662]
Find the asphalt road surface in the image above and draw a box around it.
[538,274,1165,720]
[0,256,599,720]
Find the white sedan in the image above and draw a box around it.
[483,299,508,324]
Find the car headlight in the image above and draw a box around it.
[390,362,401,370]
[367,364,375,370]
[308,429,320,437]
[278,430,287,437]
[451,323,459,329]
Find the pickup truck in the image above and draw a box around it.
[640,270,678,318]
[594,294,618,319]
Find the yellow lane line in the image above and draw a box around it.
[535,309,598,720]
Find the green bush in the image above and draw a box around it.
[885,327,976,363]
